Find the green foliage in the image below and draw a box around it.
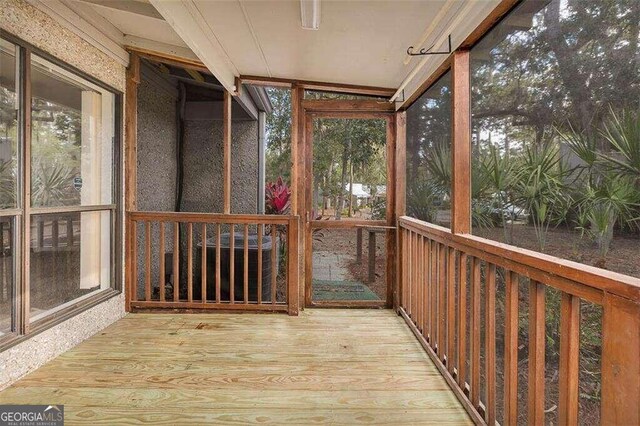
[600,108,640,178]
[512,142,573,251]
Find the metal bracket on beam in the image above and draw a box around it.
[406,34,452,57]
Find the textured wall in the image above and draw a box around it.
[181,120,258,214]
[0,0,125,92]
[0,0,126,388]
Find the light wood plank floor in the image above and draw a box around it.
[0,309,471,425]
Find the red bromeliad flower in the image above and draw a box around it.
[265,177,291,214]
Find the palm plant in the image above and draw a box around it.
[481,145,518,243]
[31,161,73,207]
[513,142,572,251]
[600,108,640,178]
[576,175,639,265]
[406,180,439,223]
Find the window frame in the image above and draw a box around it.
[0,30,123,351]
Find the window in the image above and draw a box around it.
[0,35,120,345]
[405,71,452,226]
[0,38,19,337]
[470,0,640,279]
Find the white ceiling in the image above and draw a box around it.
[74,0,500,97]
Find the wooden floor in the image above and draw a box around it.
[0,309,471,425]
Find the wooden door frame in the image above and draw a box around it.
[301,101,396,308]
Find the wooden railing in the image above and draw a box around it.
[397,216,640,425]
[127,212,299,315]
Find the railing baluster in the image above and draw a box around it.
[173,222,180,302]
[216,223,221,303]
[145,221,151,301]
[430,240,437,347]
[422,235,429,337]
[243,224,249,304]
[417,234,423,329]
[558,292,580,425]
[409,231,415,318]
[471,256,481,407]
[257,224,263,304]
[131,220,137,302]
[504,270,518,424]
[159,222,165,302]
[447,247,456,374]
[187,222,193,303]
[457,252,467,389]
[230,224,235,304]
[201,223,207,302]
[271,224,277,304]
[438,243,446,360]
[528,280,546,425]
[485,263,496,425]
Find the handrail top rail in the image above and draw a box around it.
[399,215,640,303]
[129,210,298,225]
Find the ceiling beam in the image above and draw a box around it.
[74,0,164,20]
[148,0,239,94]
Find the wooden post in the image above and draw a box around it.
[558,292,580,426]
[287,216,300,315]
[368,230,376,284]
[451,51,471,235]
[395,111,406,217]
[223,90,232,214]
[124,52,140,312]
[601,293,640,425]
[291,84,304,308]
[356,228,363,262]
[386,115,397,308]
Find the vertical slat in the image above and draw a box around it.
[419,235,425,334]
[144,221,151,301]
[257,224,263,304]
[422,236,428,336]
[447,247,456,374]
[159,222,165,302]
[67,218,73,246]
[187,222,193,302]
[528,280,546,426]
[504,271,518,424]
[201,223,207,302]
[558,292,580,426]
[229,224,235,303]
[130,220,137,302]
[471,256,481,407]
[408,231,414,318]
[173,222,179,302]
[215,223,221,303]
[243,224,249,304]
[457,253,467,388]
[271,224,277,304]
[601,293,640,425]
[485,263,496,425]
[286,217,299,315]
[438,243,446,359]
[430,240,437,346]
[52,220,59,248]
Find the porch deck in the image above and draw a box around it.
[0,309,470,425]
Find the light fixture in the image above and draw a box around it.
[300,0,321,30]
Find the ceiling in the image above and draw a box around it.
[70,0,500,99]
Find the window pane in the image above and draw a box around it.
[31,55,114,208]
[29,210,111,322]
[470,0,640,279]
[406,71,452,226]
[0,39,19,209]
[0,217,14,336]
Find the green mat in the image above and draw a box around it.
[312,279,381,301]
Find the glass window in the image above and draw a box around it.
[405,71,452,226]
[29,211,112,322]
[31,54,114,208]
[0,38,19,337]
[471,0,640,281]
[0,39,18,209]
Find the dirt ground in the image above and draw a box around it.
[474,224,640,278]
[313,228,387,300]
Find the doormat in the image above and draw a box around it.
[312,279,380,301]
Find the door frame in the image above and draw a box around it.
[301,100,397,308]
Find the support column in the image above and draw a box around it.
[257,111,266,214]
[223,90,232,214]
[451,50,471,234]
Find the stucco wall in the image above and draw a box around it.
[181,119,258,214]
[0,0,126,390]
